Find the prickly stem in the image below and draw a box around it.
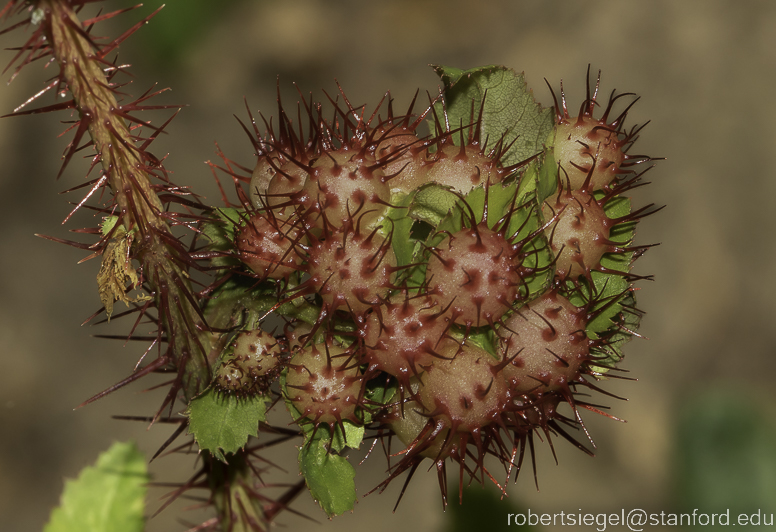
[42,0,212,398]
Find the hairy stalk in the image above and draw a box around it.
[41,0,211,400]
[36,2,269,528]
[208,454,266,532]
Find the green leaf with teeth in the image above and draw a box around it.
[432,64,555,165]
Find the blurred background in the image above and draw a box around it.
[2,1,776,530]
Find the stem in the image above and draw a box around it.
[209,453,267,532]
[42,0,212,400]
[34,3,275,528]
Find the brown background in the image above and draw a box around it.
[1,1,775,531]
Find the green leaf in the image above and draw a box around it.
[535,149,559,204]
[99,215,119,237]
[200,207,243,269]
[589,291,641,372]
[299,435,357,517]
[187,387,269,462]
[384,192,415,268]
[432,64,555,166]
[454,325,499,358]
[602,194,632,221]
[408,183,462,227]
[44,441,147,532]
[330,421,365,453]
[569,271,631,338]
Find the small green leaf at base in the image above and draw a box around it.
[187,387,269,462]
[44,441,148,532]
[299,435,357,517]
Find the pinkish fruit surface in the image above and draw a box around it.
[307,227,396,314]
[302,149,390,231]
[418,342,508,433]
[554,115,625,191]
[235,211,303,280]
[424,143,504,194]
[498,291,590,394]
[362,294,454,381]
[285,343,363,428]
[542,189,613,279]
[215,330,284,396]
[426,222,521,327]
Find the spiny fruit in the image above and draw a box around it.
[305,224,397,315]
[417,342,509,434]
[301,147,392,231]
[425,220,522,328]
[549,68,649,191]
[542,188,615,280]
[361,292,455,384]
[283,339,365,437]
[214,329,285,397]
[235,210,303,280]
[542,176,660,281]
[497,289,591,395]
[199,64,659,516]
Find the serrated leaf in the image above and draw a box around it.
[299,436,357,517]
[432,64,554,165]
[330,422,365,453]
[44,441,147,532]
[99,215,119,237]
[187,387,268,462]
